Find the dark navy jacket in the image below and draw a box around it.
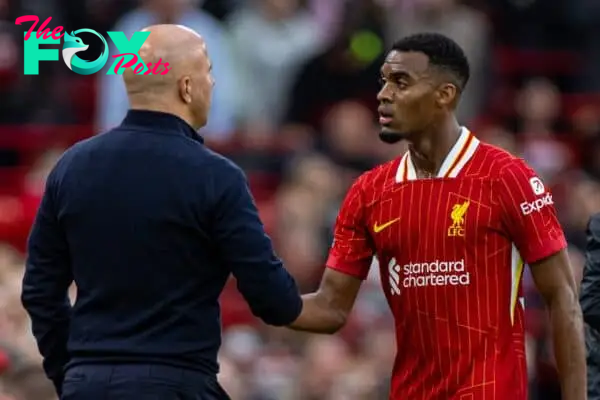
[581,213,600,399]
[21,110,302,392]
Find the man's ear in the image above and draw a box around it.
[436,83,458,108]
[179,77,192,104]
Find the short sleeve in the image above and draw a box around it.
[325,177,375,280]
[495,158,567,264]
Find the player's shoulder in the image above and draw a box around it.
[470,141,533,179]
[353,157,401,192]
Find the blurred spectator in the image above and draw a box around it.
[0,148,64,253]
[490,0,577,49]
[1,364,55,400]
[320,100,380,174]
[228,0,324,128]
[566,0,600,91]
[383,0,491,123]
[0,2,22,124]
[572,104,600,180]
[299,335,352,399]
[201,0,246,21]
[307,0,347,44]
[96,0,238,140]
[284,1,385,130]
[514,78,572,184]
[478,125,519,155]
[275,179,328,288]
[563,176,600,251]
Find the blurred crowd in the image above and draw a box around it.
[0,0,600,399]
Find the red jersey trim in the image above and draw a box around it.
[325,254,371,280]
[395,127,481,182]
[523,235,568,264]
[395,152,411,183]
[445,133,475,178]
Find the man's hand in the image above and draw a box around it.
[530,249,587,400]
[288,268,362,334]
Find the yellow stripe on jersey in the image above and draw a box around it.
[446,134,481,178]
[510,244,525,325]
[444,133,474,178]
[437,127,479,178]
[437,127,472,178]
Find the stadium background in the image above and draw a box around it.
[0,0,600,398]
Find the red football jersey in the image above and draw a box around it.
[326,128,567,400]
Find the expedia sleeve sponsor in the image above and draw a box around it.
[519,192,554,216]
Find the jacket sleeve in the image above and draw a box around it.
[580,213,600,332]
[210,162,302,326]
[21,168,73,395]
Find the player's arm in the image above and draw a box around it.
[288,269,363,334]
[497,160,586,400]
[288,177,374,334]
[529,251,586,398]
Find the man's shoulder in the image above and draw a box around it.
[200,146,243,174]
[55,130,242,179]
[48,136,97,176]
[188,147,248,194]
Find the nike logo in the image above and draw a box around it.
[373,218,400,233]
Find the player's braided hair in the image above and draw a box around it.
[392,33,470,91]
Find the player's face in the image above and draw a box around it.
[376,50,441,144]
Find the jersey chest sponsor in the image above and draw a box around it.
[388,258,470,295]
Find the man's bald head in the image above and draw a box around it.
[123,24,214,130]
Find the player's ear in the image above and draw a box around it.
[436,83,458,108]
[178,76,192,104]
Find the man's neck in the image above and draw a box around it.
[129,101,198,130]
[408,118,462,177]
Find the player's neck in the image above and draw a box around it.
[408,118,462,178]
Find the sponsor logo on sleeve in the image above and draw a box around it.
[520,192,554,215]
[519,176,553,215]
[529,177,545,195]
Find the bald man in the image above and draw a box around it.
[21,25,303,400]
